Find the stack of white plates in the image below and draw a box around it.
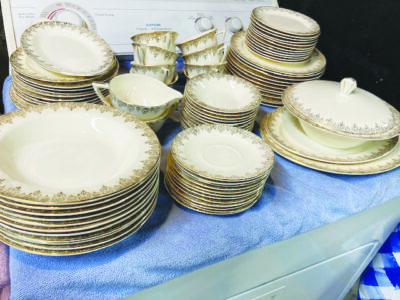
[247,7,320,63]
[181,73,261,131]
[165,124,275,215]
[226,31,326,107]
[0,103,161,255]
[9,22,117,109]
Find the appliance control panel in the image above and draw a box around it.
[2,0,278,56]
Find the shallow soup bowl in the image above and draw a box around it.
[92,74,183,121]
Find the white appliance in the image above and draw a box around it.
[1,0,278,57]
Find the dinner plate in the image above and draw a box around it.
[261,122,400,175]
[0,103,160,203]
[262,108,399,164]
[21,22,114,76]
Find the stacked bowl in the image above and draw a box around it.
[9,22,117,109]
[261,78,400,175]
[181,73,261,131]
[0,103,161,255]
[165,124,275,215]
[130,31,179,85]
[177,29,227,78]
[226,7,326,107]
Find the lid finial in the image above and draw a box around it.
[340,78,357,96]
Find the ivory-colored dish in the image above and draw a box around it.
[262,108,398,164]
[185,73,261,113]
[130,62,176,84]
[183,62,226,79]
[182,44,227,65]
[130,31,178,51]
[171,124,274,180]
[262,125,400,175]
[132,43,179,65]
[282,78,400,145]
[21,22,114,76]
[177,28,224,55]
[102,94,177,132]
[92,74,182,121]
[252,6,320,37]
[0,103,160,203]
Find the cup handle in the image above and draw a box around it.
[92,82,110,106]
[217,30,226,44]
[218,44,228,63]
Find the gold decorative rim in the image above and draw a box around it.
[21,22,114,77]
[252,7,320,36]
[262,108,399,164]
[0,193,157,255]
[282,84,400,139]
[230,31,326,75]
[10,47,118,83]
[0,103,161,203]
[261,123,400,175]
[171,124,274,180]
[185,73,261,113]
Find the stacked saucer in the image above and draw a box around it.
[9,22,117,109]
[226,31,325,107]
[0,103,161,255]
[165,124,275,215]
[261,78,400,175]
[247,7,320,63]
[181,73,261,131]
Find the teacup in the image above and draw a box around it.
[132,43,179,65]
[183,44,228,65]
[299,119,367,149]
[177,28,225,56]
[131,31,178,52]
[183,63,226,79]
[130,62,176,84]
[92,74,182,121]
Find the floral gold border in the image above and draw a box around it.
[0,103,161,203]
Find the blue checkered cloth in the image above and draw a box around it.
[359,224,400,299]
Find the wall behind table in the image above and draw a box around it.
[280,0,400,110]
[0,5,8,114]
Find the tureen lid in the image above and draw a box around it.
[282,78,400,139]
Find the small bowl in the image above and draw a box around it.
[131,31,178,52]
[177,28,224,55]
[299,119,367,149]
[130,62,176,84]
[183,44,227,65]
[92,74,183,121]
[184,63,226,79]
[132,43,179,65]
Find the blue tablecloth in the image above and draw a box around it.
[3,76,400,300]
